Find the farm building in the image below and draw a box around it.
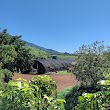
[33,59,76,74]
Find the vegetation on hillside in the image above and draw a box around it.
[27,46,51,59]
[26,41,61,54]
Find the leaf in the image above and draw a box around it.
[18,82,22,88]
[83,93,94,99]
[32,85,39,91]
[16,78,22,81]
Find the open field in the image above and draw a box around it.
[12,73,79,91]
[57,54,77,59]
[54,71,72,74]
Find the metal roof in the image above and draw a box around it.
[34,59,76,72]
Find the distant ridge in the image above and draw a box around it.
[24,41,61,55]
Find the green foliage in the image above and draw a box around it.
[57,86,73,99]
[27,46,51,59]
[63,41,110,110]
[29,75,57,97]
[55,71,72,74]
[0,45,17,83]
[0,76,65,110]
[74,80,110,110]
[57,54,77,59]
[0,29,34,82]
[58,84,101,110]
[0,45,17,64]
[72,41,108,85]
[0,29,11,45]
[15,47,33,73]
[64,85,82,110]
[0,69,12,83]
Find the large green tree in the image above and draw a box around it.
[72,41,109,85]
[0,29,33,82]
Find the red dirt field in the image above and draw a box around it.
[12,73,79,91]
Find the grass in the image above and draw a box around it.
[46,71,72,75]
[57,54,77,59]
[27,46,78,60]
[57,86,74,99]
[56,71,72,74]
[27,46,50,59]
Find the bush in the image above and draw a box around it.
[64,84,101,110]
[0,75,65,110]
[72,41,108,85]
[74,80,110,110]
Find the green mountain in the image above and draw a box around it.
[24,40,76,59]
[27,46,51,59]
[25,41,61,55]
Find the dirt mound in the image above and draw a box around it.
[12,73,79,91]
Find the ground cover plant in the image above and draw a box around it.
[46,70,72,75]
[57,54,77,59]
[55,71,72,75]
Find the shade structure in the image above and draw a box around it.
[33,59,76,74]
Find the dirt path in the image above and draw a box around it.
[12,73,79,91]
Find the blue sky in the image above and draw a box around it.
[0,0,110,53]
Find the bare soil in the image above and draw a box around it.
[12,73,79,91]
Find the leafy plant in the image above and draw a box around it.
[0,75,65,110]
[29,75,57,97]
[0,29,34,82]
[72,41,108,85]
[74,80,110,110]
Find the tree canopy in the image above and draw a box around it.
[0,29,33,82]
[72,41,110,85]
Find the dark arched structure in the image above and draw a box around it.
[33,59,76,74]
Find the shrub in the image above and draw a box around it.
[0,75,65,110]
[64,84,101,110]
[72,41,108,86]
[74,80,110,110]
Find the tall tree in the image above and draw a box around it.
[72,41,108,85]
[0,29,33,82]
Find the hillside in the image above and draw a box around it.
[23,40,76,59]
[25,41,61,55]
[27,46,51,59]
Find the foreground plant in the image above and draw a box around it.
[0,75,65,110]
[73,80,110,110]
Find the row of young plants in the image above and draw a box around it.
[0,75,65,110]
